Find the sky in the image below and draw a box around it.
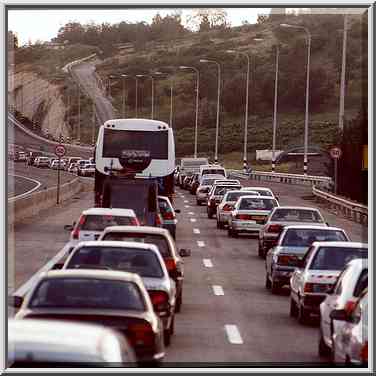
[8,8,272,46]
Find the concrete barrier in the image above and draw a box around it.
[8,177,94,225]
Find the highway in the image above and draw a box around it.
[9,175,366,366]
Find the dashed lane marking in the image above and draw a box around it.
[193,228,201,234]
[197,240,206,247]
[224,325,243,344]
[212,285,224,296]
[184,205,190,208]
[203,259,213,268]
[188,211,195,215]
[184,200,189,203]
[190,218,197,223]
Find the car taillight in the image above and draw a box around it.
[149,290,170,313]
[267,224,283,233]
[162,211,175,220]
[235,214,252,220]
[223,204,233,211]
[72,215,86,239]
[165,258,177,273]
[209,198,216,206]
[360,341,368,363]
[344,300,357,315]
[128,321,155,347]
[277,254,298,266]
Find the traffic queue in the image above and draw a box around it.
[175,163,368,367]
[9,158,367,366]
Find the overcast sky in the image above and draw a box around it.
[8,8,273,46]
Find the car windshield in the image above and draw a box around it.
[66,247,164,278]
[271,208,324,223]
[214,186,241,195]
[309,247,368,270]
[281,229,348,247]
[29,278,145,311]
[239,198,277,210]
[102,233,171,258]
[226,191,258,202]
[80,215,135,231]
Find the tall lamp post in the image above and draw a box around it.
[155,69,174,127]
[338,13,348,132]
[226,50,251,171]
[271,43,280,173]
[200,59,221,164]
[179,66,200,158]
[120,74,129,118]
[280,23,312,176]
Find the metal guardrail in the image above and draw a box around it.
[312,186,368,225]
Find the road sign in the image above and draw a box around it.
[330,146,342,159]
[54,144,66,158]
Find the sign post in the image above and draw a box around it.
[54,144,66,204]
[330,146,342,195]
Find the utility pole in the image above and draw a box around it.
[338,13,348,132]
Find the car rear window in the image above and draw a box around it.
[214,185,241,195]
[239,198,278,210]
[226,191,258,202]
[202,169,225,176]
[309,247,368,270]
[102,233,171,258]
[281,229,348,247]
[66,247,164,278]
[80,215,135,231]
[29,278,145,311]
[271,208,324,223]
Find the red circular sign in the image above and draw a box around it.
[330,146,342,159]
[55,144,66,157]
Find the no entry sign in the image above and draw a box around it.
[330,146,342,159]
[55,144,66,158]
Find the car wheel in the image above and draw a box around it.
[232,230,238,238]
[298,300,310,324]
[216,220,220,229]
[265,272,271,289]
[196,200,201,206]
[175,292,182,313]
[228,228,233,237]
[318,330,331,358]
[258,242,264,258]
[207,210,213,219]
[271,281,281,294]
[170,314,175,336]
[290,297,298,317]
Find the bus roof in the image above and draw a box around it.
[103,118,170,129]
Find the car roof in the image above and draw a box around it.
[75,240,160,252]
[243,187,273,191]
[9,319,123,360]
[273,206,321,211]
[102,225,171,237]
[238,195,276,200]
[43,269,144,284]
[225,190,257,195]
[81,208,136,216]
[311,241,368,248]
[283,225,344,231]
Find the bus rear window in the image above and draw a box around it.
[103,129,168,159]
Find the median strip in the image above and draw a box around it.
[224,325,243,344]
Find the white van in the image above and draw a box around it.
[180,157,209,175]
[199,164,227,180]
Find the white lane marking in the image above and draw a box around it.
[193,228,201,234]
[190,218,197,223]
[188,211,195,215]
[203,259,213,268]
[184,200,189,203]
[225,325,243,344]
[212,285,224,296]
[14,243,71,297]
[197,240,206,248]
[184,205,190,208]
[8,174,42,201]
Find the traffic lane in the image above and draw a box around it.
[166,190,321,364]
[8,175,38,198]
[9,163,81,193]
[235,177,367,243]
[9,190,94,293]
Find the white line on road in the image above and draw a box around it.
[190,218,197,223]
[188,212,195,215]
[193,228,201,234]
[8,174,42,201]
[184,200,189,203]
[225,325,243,344]
[184,205,190,208]
[203,259,213,268]
[197,240,206,248]
[212,285,224,296]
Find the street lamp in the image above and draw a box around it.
[280,23,312,176]
[136,74,150,118]
[120,74,129,118]
[179,65,200,158]
[338,13,348,132]
[271,44,280,173]
[155,69,174,127]
[226,50,251,171]
[200,59,221,164]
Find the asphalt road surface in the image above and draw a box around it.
[8,176,367,366]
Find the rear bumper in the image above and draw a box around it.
[218,212,231,223]
[301,294,327,312]
[272,267,295,285]
[232,220,262,233]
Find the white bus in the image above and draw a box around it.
[94,118,175,206]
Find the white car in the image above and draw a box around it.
[9,319,136,366]
[216,190,260,229]
[199,164,227,179]
[64,241,176,347]
[158,196,180,239]
[34,156,50,168]
[319,257,368,357]
[50,160,66,170]
[290,241,367,324]
[79,163,95,177]
[195,174,224,205]
[64,208,139,252]
[241,187,277,200]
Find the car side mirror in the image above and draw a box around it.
[174,209,181,214]
[64,224,74,231]
[179,248,191,257]
[52,262,64,270]
[330,309,348,321]
[9,295,23,308]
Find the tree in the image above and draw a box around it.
[187,9,229,31]
[8,31,18,49]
